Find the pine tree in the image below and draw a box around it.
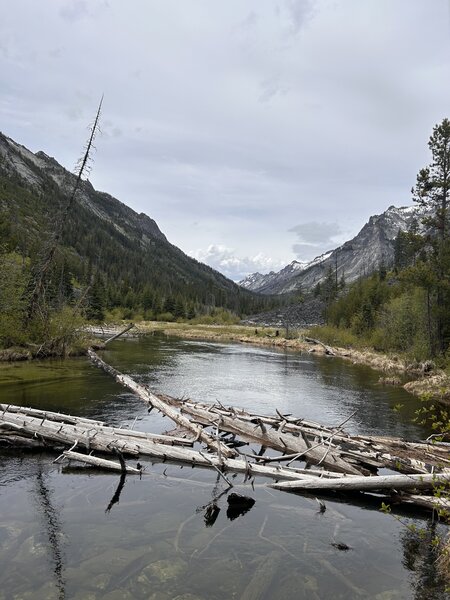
[411,118,450,354]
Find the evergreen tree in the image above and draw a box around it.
[411,118,450,354]
[86,277,106,321]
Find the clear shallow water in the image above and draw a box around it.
[0,334,448,600]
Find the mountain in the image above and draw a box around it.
[0,132,270,315]
[239,205,420,295]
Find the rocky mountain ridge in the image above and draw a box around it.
[239,205,420,295]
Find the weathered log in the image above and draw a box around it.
[0,411,201,459]
[60,450,141,473]
[104,322,135,345]
[0,405,194,447]
[0,430,51,449]
[399,494,450,512]
[178,401,363,475]
[304,337,336,355]
[0,410,338,482]
[271,471,450,492]
[87,348,235,458]
[0,403,105,427]
[168,398,449,475]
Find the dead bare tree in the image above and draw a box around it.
[26,97,103,321]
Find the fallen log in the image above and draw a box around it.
[304,337,336,355]
[399,494,450,512]
[0,411,202,459]
[60,450,141,473]
[0,407,341,483]
[175,401,364,475]
[0,406,194,447]
[167,398,449,475]
[271,471,450,492]
[240,551,281,600]
[104,322,135,345]
[87,348,235,458]
[0,403,105,427]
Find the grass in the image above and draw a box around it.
[137,320,280,341]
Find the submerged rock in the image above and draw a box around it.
[141,558,188,584]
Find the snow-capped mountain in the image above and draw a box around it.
[239,205,421,295]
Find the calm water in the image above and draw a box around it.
[0,334,448,600]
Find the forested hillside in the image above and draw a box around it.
[0,132,278,354]
[0,132,279,313]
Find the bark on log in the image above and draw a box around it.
[271,471,450,492]
[87,348,235,458]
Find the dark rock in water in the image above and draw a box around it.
[204,503,220,527]
[331,542,352,551]
[226,493,255,521]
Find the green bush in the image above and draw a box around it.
[307,325,360,348]
[377,288,430,359]
[157,311,175,322]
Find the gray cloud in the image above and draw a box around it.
[289,221,343,260]
[59,1,90,22]
[289,222,342,244]
[284,0,316,34]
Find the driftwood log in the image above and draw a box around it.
[271,471,450,492]
[59,450,141,474]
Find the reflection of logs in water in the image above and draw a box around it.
[34,467,66,600]
[105,472,126,513]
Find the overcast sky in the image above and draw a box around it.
[2,1,450,281]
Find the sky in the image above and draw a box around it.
[2,1,450,281]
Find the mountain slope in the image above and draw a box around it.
[0,132,266,314]
[239,205,420,295]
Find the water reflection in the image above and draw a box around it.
[401,520,449,600]
[105,472,126,514]
[34,468,66,600]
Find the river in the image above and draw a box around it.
[0,334,448,599]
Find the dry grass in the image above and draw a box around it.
[404,373,450,404]
[438,533,450,586]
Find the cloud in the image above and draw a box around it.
[284,0,316,35]
[289,221,342,260]
[59,0,109,22]
[289,221,342,244]
[189,245,288,281]
[59,1,90,22]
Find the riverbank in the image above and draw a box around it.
[132,321,450,405]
